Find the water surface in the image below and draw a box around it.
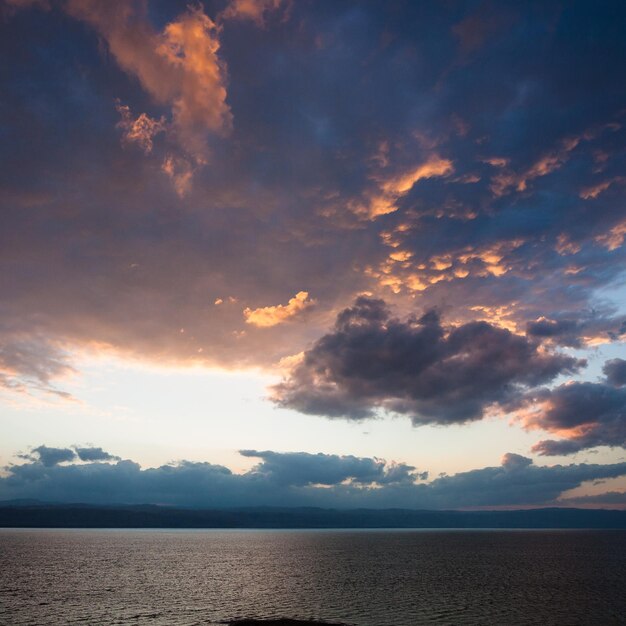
[1,529,624,625]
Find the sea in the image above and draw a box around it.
[1,529,625,625]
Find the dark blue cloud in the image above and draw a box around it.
[74,446,120,462]
[240,449,423,486]
[1,446,624,509]
[604,358,626,387]
[21,445,76,467]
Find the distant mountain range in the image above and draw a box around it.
[1,501,625,528]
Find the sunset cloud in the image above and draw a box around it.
[517,379,626,455]
[271,297,583,424]
[244,291,315,328]
[219,0,284,26]
[2,0,626,473]
[0,335,76,398]
[490,125,621,197]
[354,156,454,218]
[596,219,626,251]
[64,0,231,191]
[115,101,166,154]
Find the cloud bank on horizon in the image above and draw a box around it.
[1,0,626,481]
[2,445,625,509]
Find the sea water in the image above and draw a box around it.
[1,529,625,625]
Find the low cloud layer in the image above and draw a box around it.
[271,297,584,424]
[18,445,120,466]
[239,449,425,486]
[1,446,624,509]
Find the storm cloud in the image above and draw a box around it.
[271,297,584,424]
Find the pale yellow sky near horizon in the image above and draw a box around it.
[2,344,625,484]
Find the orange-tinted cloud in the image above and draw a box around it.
[354,156,454,219]
[244,291,315,327]
[66,0,231,191]
[161,154,194,197]
[115,102,166,154]
[491,123,622,197]
[596,219,626,251]
[369,237,526,295]
[220,0,284,26]
[580,176,624,199]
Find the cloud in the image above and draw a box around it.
[161,154,195,197]
[17,445,120,465]
[271,297,584,424]
[451,5,513,57]
[2,446,625,509]
[422,454,626,509]
[518,381,626,455]
[65,0,231,189]
[21,445,76,467]
[219,0,284,26]
[579,178,621,200]
[3,0,626,413]
[596,219,626,251]
[369,237,528,296]
[604,359,626,387]
[491,126,620,197]
[526,317,579,340]
[0,335,76,398]
[354,156,454,219]
[558,491,626,507]
[525,314,625,349]
[500,452,533,470]
[115,101,166,154]
[74,446,121,462]
[244,291,315,327]
[154,5,231,152]
[240,449,423,486]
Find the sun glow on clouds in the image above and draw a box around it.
[353,156,454,219]
[219,0,284,25]
[65,0,232,194]
[3,0,626,507]
[244,291,315,327]
[0,350,512,477]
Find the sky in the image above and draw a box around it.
[1,0,626,509]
